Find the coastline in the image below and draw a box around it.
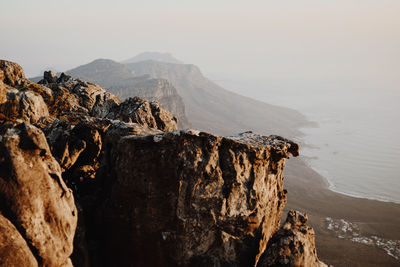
[284,157,400,267]
[301,156,400,205]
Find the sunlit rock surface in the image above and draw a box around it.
[0,60,328,267]
[0,123,77,266]
[101,130,298,266]
[258,210,328,267]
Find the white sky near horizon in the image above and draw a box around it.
[0,0,399,92]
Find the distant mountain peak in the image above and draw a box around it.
[122,52,184,64]
[88,58,123,66]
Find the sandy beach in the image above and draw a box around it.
[284,157,400,267]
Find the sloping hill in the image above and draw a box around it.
[65,59,191,128]
[126,60,311,138]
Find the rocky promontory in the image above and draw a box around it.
[0,60,327,267]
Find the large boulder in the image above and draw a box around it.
[101,131,299,267]
[0,89,49,123]
[35,71,178,132]
[38,72,121,119]
[0,213,38,267]
[0,60,26,87]
[105,96,178,132]
[257,210,328,267]
[0,123,77,266]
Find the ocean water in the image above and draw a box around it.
[297,87,400,204]
[214,77,400,204]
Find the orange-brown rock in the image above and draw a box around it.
[0,89,49,123]
[0,70,6,105]
[0,60,26,87]
[101,131,298,267]
[257,210,328,267]
[105,96,178,132]
[0,213,38,267]
[0,60,329,267]
[0,122,77,266]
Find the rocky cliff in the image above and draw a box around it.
[64,59,190,129]
[1,60,327,267]
[101,131,298,267]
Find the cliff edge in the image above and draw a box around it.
[0,60,327,267]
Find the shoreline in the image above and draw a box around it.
[300,156,400,205]
[284,157,400,266]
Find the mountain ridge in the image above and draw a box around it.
[30,59,191,129]
[122,51,184,64]
[126,59,312,138]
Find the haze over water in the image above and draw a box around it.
[299,86,400,203]
[214,77,400,203]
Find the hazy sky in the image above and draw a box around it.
[1,0,399,89]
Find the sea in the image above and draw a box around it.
[213,76,400,204]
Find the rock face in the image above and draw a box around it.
[101,131,299,267]
[0,123,77,266]
[0,89,49,122]
[35,70,178,131]
[257,210,328,267]
[0,60,26,87]
[105,96,177,132]
[0,213,38,267]
[0,60,179,267]
[0,71,6,104]
[37,71,121,119]
[0,60,328,267]
[107,77,190,129]
[63,58,191,129]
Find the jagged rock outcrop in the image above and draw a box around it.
[107,77,190,129]
[35,71,178,131]
[0,60,179,267]
[105,96,177,132]
[0,60,26,87]
[62,58,191,129]
[0,60,328,267]
[101,131,299,267]
[257,210,328,267]
[0,60,50,121]
[0,89,49,122]
[37,71,121,119]
[0,122,77,266]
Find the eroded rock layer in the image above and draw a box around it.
[101,131,299,267]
